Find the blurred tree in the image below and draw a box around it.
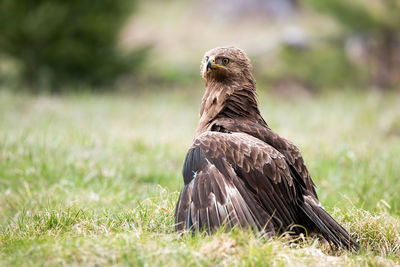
[305,0,400,90]
[0,0,146,92]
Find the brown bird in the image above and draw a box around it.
[174,46,359,251]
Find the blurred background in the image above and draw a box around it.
[0,0,399,93]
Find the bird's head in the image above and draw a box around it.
[200,46,253,84]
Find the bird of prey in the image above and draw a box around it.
[174,46,359,251]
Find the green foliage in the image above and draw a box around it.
[304,0,400,90]
[0,91,400,265]
[305,0,400,33]
[268,43,366,90]
[0,0,146,91]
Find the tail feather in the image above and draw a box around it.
[300,197,359,251]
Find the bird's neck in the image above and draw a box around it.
[195,79,265,138]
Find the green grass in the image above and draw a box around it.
[0,89,399,266]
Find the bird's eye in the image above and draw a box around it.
[222,58,229,65]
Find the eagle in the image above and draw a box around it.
[174,46,359,251]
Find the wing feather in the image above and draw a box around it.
[212,118,317,197]
[175,132,299,233]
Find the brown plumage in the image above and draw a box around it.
[174,46,359,251]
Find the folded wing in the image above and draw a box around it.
[175,132,303,234]
[174,131,359,251]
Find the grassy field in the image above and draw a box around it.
[0,89,399,266]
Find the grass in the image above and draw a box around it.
[0,88,399,266]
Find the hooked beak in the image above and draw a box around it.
[206,60,213,71]
[206,56,225,71]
